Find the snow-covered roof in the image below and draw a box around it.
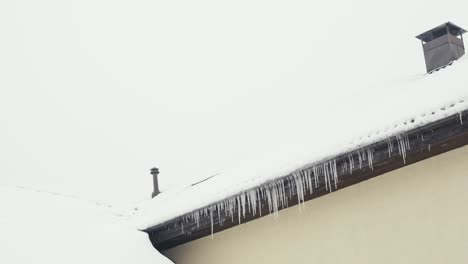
[0,185,173,264]
[138,57,468,230]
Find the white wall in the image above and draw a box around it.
[164,145,468,264]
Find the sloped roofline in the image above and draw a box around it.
[146,110,468,251]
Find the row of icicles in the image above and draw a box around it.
[161,111,467,237]
[174,133,414,236]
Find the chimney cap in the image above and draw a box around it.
[150,167,160,175]
[416,22,467,42]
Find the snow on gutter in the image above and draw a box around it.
[137,57,468,232]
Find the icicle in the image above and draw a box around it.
[396,135,407,164]
[293,172,305,205]
[276,180,284,209]
[237,196,241,224]
[224,200,228,217]
[266,187,272,214]
[285,177,291,197]
[248,190,257,216]
[281,180,288,207]
[357,150,363,169]
[271,182,278,210]
[289,175,296,198]
[209,205,214,238]
[331,159,338,189]
[323,164,328,191]
[386,138,393,158]
[312,165,319,187]
[246,191,251,214]
[342,160,348,173]
[302,171,308,194]
[367,149,374,170]
[240,192,246,218]
[193,211,200,228]
[305,169,313,194]
[257,189,262,216]
[348,154,354,174]
[460,112,464,125]
[217,203,221,224]
[276,181,281,208]
[270,185,276,214]
[300,173,305,204]
[324,163,332,192]
[223,199,228,217]
[229,198,234,222]
[302,171,308,193]
[271,183,279,215]
[293,173,299,203]
[405,134,411,150]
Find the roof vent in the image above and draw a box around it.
[150,167,160,198]
[416,22,466,73]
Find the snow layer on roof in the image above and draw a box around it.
[138,57,468,229]
[0,185,173,264]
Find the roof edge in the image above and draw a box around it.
[147,110,468,251]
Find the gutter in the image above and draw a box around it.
[147,110,468,251]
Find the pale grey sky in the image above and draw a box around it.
[1,0,467,204]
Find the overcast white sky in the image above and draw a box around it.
[1,0,467,204]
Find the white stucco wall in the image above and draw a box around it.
[164,145,468,264]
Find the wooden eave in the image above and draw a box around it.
[147,110,468,251]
